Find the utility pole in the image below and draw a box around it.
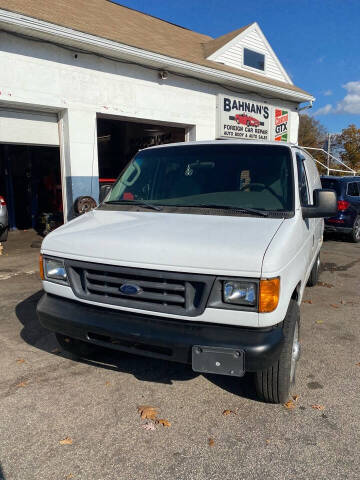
[327,133,331,175]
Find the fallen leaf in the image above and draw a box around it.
[266,439,271,444]
[105,381,111,387]
[292,395,300,402]
[311,404,325,411]
[330,304,339,309]
[208,438,215,447]
[16,381,28,388]
[340,299,346,305]
[59,437,73,445]
[318,281,334,288]
[137,405,158,421]
[284,400,296,409]
[16,358,25,364]
[157,419,171,427]
[142,422,156,431]
[303,300,313,304]
[222,409,237,416]
[66,475,74,480]
[51,348,60,354]
[315,320,324,324]
[356,362,360,366]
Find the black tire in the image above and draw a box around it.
[0,227,8,242]
[307,253,320,287]
[255,300,300,403]
[350,216,360,243]
[56,333,95,357]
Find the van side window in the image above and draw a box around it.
[296,154,309,206]
[347,182,359,197]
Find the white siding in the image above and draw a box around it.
[215,28,288,84]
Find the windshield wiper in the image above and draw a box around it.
[179,204,269,217]
[105,200,163,211]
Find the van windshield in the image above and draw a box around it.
[105,144,294,213]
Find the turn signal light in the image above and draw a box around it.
[337,200,350,211]
[259,277,280,313]
[39,254,44,280]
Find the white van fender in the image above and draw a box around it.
[259,212,312,327]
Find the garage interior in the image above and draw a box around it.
[0,144,63,234]
[0,117,186,236]
[97,117,186,181]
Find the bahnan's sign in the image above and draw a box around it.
[217,94,290,142]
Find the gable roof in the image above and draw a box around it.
[202,24,252,58]
[206,22,292,85]
[0,0,312,99]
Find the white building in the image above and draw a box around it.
[0,0,314,228]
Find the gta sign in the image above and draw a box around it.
[217,95,291,142]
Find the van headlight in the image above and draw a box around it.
[223,281,257,306]
[43,257,68,284]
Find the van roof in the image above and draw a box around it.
[144,140,298,150]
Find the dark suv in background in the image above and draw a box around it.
[321,176,360,242]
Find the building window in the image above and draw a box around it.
[243,48,265,71]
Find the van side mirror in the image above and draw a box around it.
[302,189,337,218]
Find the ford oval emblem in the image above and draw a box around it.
[119,283,142,295]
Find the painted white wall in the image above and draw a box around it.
[0,31,300,218]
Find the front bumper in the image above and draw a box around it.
[37,294,284,372]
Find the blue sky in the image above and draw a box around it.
[114,0,360,134]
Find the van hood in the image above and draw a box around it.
[42,210,284,276]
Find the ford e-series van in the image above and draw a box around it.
[37,141,337,403]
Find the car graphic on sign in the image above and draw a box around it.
[235,114,260,127]
[229,114,264,127]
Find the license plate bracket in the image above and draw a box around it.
[192,345,245,377]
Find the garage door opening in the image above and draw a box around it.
[97,118,186,199]
[0,144,63,234]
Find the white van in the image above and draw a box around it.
[37,140,336,403]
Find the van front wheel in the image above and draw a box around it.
[255,300,300,403]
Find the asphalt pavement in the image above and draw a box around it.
[0,230,359,480]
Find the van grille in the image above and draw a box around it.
[65,260,215,316]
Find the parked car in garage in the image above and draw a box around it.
[37,141,337,403]
[321,176,360,242]
[0,195,8,242]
